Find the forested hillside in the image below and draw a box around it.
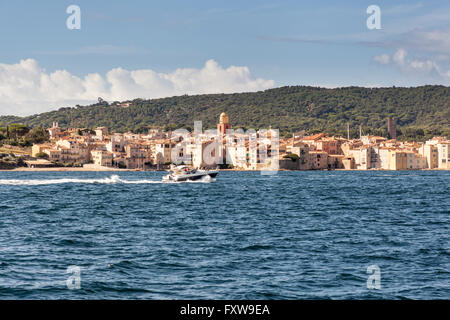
[1,85,449,140]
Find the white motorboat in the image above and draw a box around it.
[162,165,218,182]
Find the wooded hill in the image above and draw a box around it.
[1,85,449,140]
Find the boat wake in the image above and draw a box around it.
[197,175,216,183]
[0,174,215,185]
[0,175,158,185]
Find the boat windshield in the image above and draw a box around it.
[172,166,195,174]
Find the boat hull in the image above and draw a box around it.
[163,171,218,182]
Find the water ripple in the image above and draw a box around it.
[0,170,449,299]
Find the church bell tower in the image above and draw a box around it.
[217,112,231,135]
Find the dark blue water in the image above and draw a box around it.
[0,171,448,299]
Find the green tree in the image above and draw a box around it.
[35,152,49,159]
[283,153,300,161]
[25,127,49,144]
[0,86,448,141]
[9,124,30,138]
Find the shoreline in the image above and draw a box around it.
[0,167,141,172]
[0,167,448,172]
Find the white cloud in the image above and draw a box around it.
[36,45,152,55]
[373,54,390,65]
[0,59,275,116]
[364,27,450,56]
[383,2,423,15]
[401,28,450,55]
[373,49,446,79]
[392,49,406,65]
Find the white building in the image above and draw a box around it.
[91,150,113,167]
[437,142,450,169]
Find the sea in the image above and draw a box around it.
[0,170,448,299]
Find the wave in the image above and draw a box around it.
[0,174,215,185]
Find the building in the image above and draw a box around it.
[31,117,449,171]
[55,139,90,164]
[387,117,397,140]
[91,150,113,167]
[244,130,278,171]
[342,157,355,169]
[24,159,54,168]
[328,155,345,169]
[361,135,387,146]
[368,146,382,169]
[346,146,371,170]
[316,136,346,155]
[192,139,219,169]
[437,142,450,169]
[405,151,427,169]
[32,144,52,157]
[117,102,132,108]
[379,148,391,170]
[217,112,231,135]
[125,144,152,169]
[419,144,438,169]
[286,142,310,169]
[424,137,450,169]
[44,148,62,162]
[389,150,408,170]
[154,139,177,164]
[47,122,61,139]
[309,151,328,169]
[95,127,108,141]
[107,135,125,153]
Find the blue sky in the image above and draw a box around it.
[0,0,449,115]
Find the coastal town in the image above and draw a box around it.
[1,112,449,171]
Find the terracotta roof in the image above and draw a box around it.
[302,133,328,141]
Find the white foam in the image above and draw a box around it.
[199,175,215,183]
[0,175,156,185]
[0,174,216,185]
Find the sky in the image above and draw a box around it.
[0,0,449,116]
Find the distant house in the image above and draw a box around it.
[91,150,113,167]
[25,159,54,168]
[118,102,132,108]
